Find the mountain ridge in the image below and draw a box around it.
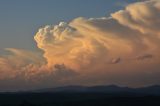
[29,85,160,95]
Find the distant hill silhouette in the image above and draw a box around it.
[31,85,160,96]
[0,85,160,106]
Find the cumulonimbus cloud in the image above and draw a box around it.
[35,0,160,69]
[0,0,160,91]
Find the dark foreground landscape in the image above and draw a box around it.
[0,85,160,106]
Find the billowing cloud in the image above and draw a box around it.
[0,48,77,91]
[0,0,160,91]
[35,0,160,68]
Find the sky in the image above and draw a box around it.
[0,0,160,91]
[0,0,138,51]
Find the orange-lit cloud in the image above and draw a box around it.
[0,0,160,91]
[35,0,160,68]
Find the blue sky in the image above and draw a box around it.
[0,0,139,51]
